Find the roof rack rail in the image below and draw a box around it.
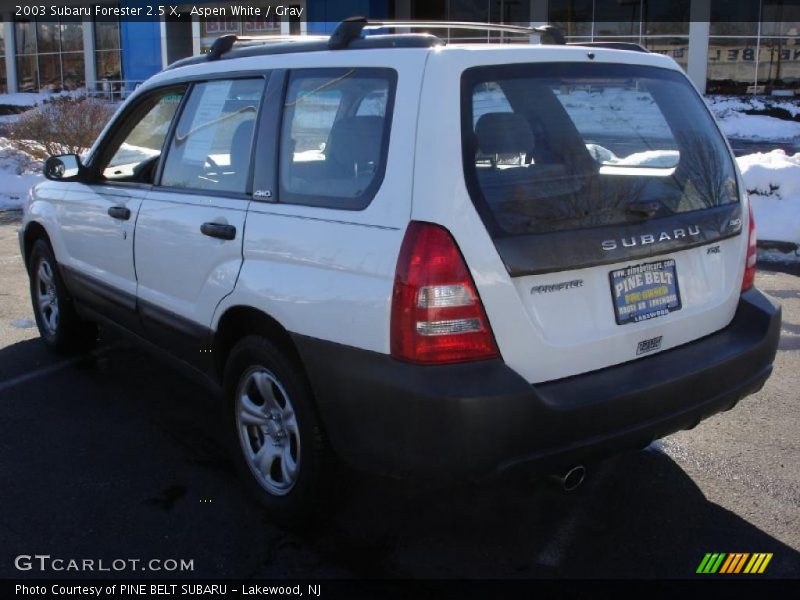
[168,33,441,70]
[568,41,649,53]
[328,16,565,49]
[179,16,566,69]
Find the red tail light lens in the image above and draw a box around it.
[391,222,499,364]
[742,203,757,292]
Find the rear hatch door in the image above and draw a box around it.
[461,61,745,382]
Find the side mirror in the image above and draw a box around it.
[43,154,85,181]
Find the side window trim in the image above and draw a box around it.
[88,84,189,188]
[154,73,270,200]
[152,81,196,189]
[272,67,398,211]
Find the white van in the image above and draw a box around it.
[20,18,781,514]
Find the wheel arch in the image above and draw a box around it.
[212,305,306,384]
[22,221,52,267]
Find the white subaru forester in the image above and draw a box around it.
[20,18,781,515]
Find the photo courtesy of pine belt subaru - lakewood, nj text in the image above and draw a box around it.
[19,17,781,514]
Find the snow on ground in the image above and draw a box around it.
[758,247,800,264]
[0,91,91,127]
[0,138,42,211]
[707,95,800,119]
[0,92,58,107]
[737,149,800,199]
[737,149,800,262]
[716,111,800,143]
[706,95,800,143]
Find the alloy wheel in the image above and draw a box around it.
[235,366,301,496]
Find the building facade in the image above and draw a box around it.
[0,0,797,96]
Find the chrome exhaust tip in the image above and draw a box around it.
[549,465,586,492]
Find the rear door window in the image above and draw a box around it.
[278,68,397,210]
[462,63,738,236]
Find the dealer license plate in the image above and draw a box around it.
[609,259,682,325]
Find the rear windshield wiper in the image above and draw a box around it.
[625,201,661,219]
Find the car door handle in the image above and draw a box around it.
[200,222,237,241]
[107,206,131,220]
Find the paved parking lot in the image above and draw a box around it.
[0,212,798,579]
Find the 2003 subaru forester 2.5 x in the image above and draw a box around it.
[20,18,781,514]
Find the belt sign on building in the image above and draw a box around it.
[0,1,797,97]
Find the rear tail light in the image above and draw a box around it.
[391,222,499,364]
[742,203,757,292]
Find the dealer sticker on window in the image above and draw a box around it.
[609,259,682,325]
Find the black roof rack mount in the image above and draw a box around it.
[207,34,238,61]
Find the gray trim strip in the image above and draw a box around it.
[62,265,136,311]
[494,204,743,276]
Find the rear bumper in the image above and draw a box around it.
[293,288,781,478]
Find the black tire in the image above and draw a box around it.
[28,238,98,354]
[223,335,333,520]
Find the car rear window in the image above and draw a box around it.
[462,63,739,236]
[278,68,397,210]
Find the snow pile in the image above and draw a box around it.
[614,149,679,167]
[707,95,800,119]
[706,95,800,143]
[758,247,800,263]
[0,92,58,108]
[585,145,679,168]
[0,138,43,211]
[736,149,800,259]
[737,149,800,199]
[0,91,93,124]
[717,111,800,143]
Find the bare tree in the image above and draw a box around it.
[674,131,737,209]
[8,95,117,159]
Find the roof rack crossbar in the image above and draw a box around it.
[207,33,328,61]
[328,16,565,49]
[234,34,327,44]
[568,41,649,53]
[366,21,543,35]
[202,16,566,63]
